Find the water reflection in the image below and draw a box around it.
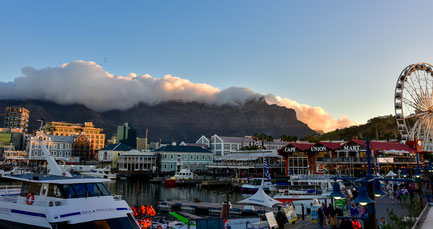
[106,180,245,208]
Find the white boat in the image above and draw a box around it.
[80,167,117,180]
[240,178,275,193]
[165,169,199,186]
[0,131,140,228]
[0,167,32,176]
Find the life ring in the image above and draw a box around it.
[157,225,163,229]
[26,193,34,205]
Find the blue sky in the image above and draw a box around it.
[1,0,433,125]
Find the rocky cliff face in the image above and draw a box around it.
[0,99,315,142]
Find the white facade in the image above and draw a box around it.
[117,150,157,172]
[27,134,73,161]
[196,135,210,145]
[209,135,252,156]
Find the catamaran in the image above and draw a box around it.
[0,131,140,229]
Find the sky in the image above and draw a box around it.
[1,0,433,131]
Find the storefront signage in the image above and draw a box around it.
[342,145,363,152]
[310,146,327,152]
[283,147,298,152]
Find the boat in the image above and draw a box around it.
[80,167,117,180]
[0,131,140,228]
[240,178,275,193]
[165,169,199,187]
[0,167,32,176]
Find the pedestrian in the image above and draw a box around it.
[318,202,325,229]
[327,204,338,229]
[388,185,394,204]
[360,206,367,218]
[352,219,362,229]
[339,218,352,229]
[426,183,433,203]
[379,217,387,229]
[396,188,401,204]
[275,207,287,229]
[350,203,359,217]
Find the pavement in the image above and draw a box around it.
[283,195,407,229]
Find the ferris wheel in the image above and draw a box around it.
[395,62,433,151]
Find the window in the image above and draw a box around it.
[170,164,173,170]
[196,155,199,160]
[164,164,167,170]
[202,155,205,160]
[170,154,174,160]
[20,182,42,197]
[164,155,167,159]
[190,155,193,160]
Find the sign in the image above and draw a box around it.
[310,146,327,152]
[223,218,261,229]
[311,205,320,223]
[377,157,394,163]
[283,147,297,153]
[334,199,348,213]
[342,145,364,152]
[283,203,297,223]
[265,212,278,228]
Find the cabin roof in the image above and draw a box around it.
[3,174,110,184]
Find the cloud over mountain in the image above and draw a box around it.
[0,60,354,132]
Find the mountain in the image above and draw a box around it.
[0,99,316,142]
[305,115,399,142]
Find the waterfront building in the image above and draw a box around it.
[195,135,210,145]
[117,123,137,149]
[27,132,73,162]
[73,133,91,161]
[179,141,208,149]
[155,145,213,172]
[43,121,105,160]
[4,106,30,132]
[136,137,147,150]
[207,149,285,175]
[209,135,253,157]
[3,145,27,164]
[117,150,157,172]
[97,143,133,169]
[278,140,420,177]
[0,128,26,150]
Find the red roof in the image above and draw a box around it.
[345,140,416,153]
[318,141,342,150]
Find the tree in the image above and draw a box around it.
[280,135,288,143]
[266,135,273,148]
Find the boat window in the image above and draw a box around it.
[20,182,42,197]
[48,184,63,198]
[59,184,78,198]
[71,184,87,197]
[251,179,262,185]
[85,183,101,197]
[96,183,111,196]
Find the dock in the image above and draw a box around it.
[158,200,267,216]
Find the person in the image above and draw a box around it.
[318,203,325,229]
[388,184,394,204]
[426,183,433,203]
[350,203,359,217]
[379,217,388,229]
[396,188,401,204]
[327,204,338,229]
[275,207,287,229]
[339,218,352,229]
[360,206,367,218]
[336,207,343,217]
[352,218,362,229]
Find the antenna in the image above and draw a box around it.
[36,130,72,177]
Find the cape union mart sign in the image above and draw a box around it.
[342,145,364,152]
[283,147,298,152]
[310,146,327,152]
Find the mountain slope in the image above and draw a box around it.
[0,99,316,142]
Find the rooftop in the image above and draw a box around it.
[100,143,133,151]
[154,145,212,153]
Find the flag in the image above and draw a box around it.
[264,157,271,181]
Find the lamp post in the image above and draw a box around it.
[365,140,377,229]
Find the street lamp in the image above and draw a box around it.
[329,181,346,200]
[373,180,387,197]
[353,185,374,206]
[401,170,409,178]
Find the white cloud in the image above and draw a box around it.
[0,60,355,132]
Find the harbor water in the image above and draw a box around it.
[105,179,245,208]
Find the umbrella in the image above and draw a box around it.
[237,188,282,208]
[386,170,397,177]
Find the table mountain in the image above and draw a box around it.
[0,99,315,142]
